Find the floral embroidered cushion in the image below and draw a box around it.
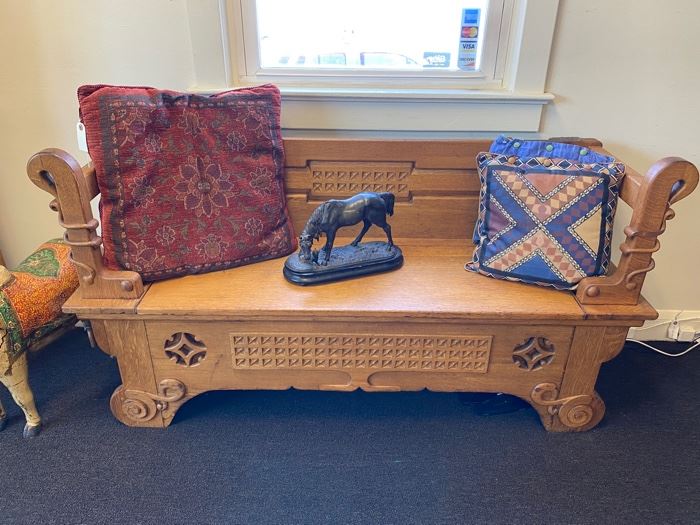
[77,84,296,281]
[467,152,625,290]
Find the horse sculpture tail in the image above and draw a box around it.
[379,192,395,216]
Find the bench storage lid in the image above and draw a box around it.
[132,240,655,324]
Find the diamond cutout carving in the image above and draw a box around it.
[164,332,207,367]
[512,337,556,371]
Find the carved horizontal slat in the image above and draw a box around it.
[283,158,481,239]
[230,333,492,373]
[410,168,481,194]
[285,166,481,198]
[282,138,489,169]
[306,161,413,200]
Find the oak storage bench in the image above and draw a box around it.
[27,138,698,432]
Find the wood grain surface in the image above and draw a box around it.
[25,137,697,431]
[137,239,588,321]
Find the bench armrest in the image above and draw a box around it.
[26,149,144,300]
[577,157,699,305]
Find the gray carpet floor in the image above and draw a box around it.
[0,329,697,525]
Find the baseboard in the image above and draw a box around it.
[628,310,700,341]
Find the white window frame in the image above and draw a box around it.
[185,0,559,133]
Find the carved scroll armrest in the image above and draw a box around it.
[26,149,144,300]
[577,157,699,305]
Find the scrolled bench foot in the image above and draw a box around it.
[530,383,606,432]
[110,379,188,428]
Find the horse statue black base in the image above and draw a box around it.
[283,191,403,285]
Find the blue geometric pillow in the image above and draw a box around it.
[467,152,625,290]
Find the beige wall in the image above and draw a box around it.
[541,0,700,310]
[0,0,697,309]
[0,0,194,265]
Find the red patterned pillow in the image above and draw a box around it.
[77,84,296,281]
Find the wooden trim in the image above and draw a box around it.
[26,149,144,300]
[283,137,489,169]
[106,320,168,428]
[577,157,699,305]
[81,163,99,201]
[532,325,628,432]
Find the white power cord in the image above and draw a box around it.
[626,337,700,357]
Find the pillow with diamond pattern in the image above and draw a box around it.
[78,84,296,281]
[467,153,625,289]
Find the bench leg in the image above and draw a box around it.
[101,320,189,428]
[110,380,189,428]
[529,326,628,432]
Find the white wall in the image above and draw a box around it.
[0,0,697,311]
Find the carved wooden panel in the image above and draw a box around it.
[512,337,556,370]
[230,333,491,373]
[308,161,413,200]
[164,332,207,367]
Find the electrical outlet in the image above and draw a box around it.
[667,322,680,340]
[629,310,700,341]
[678,327,697,343]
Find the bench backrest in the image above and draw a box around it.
[283,138,487,240]
[28,137,697,305]
[53,137,637,243]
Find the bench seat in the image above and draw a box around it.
[133,239,655,324]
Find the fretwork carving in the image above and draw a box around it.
[512,337,556,370]
[230,333,491,373]
[164,332,207,367]
[309,161,413,199]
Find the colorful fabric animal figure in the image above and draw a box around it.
[0,239,78,437]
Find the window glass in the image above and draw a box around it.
[255,0,491,73]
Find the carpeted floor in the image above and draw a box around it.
[0,329,697,525]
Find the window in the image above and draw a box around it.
[188,0,559,132]
[240,0,509,89]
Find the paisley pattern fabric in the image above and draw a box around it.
[468,153,625,290]
[78,84,296,281]
[0,240,78,373]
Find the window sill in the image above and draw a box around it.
[277,88,553,132]
[276,87,554,104]
[191,85,554,133]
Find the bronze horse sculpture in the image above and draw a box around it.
[299,192,395,265]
